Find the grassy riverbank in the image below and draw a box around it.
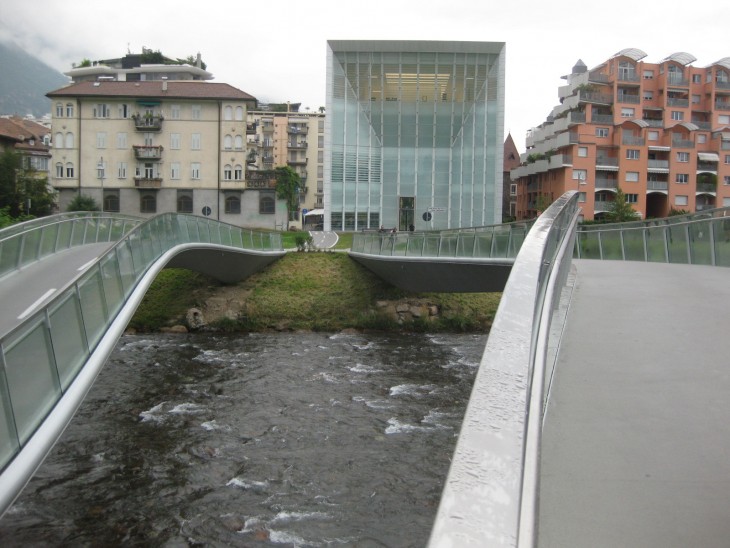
[130,251,501,333]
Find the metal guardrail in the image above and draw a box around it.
[351,221,535,259]
[575,206,730,266]
[0,214,283,512]
[428,191,581,547]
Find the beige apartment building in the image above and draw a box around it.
[46,80,290,229]
[246,107,325,228]
[512,49,730,220]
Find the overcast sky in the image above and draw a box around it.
[2,0,727,152]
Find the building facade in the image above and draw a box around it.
[65,50,212,83]
[512,49,730,221]
[46,80,288,229]
[324,40,505,231]
[246,107,325,228]
[0,116,51,175]
[502,133,520,221]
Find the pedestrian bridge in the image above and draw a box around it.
[350,193,730,547]
[2,198,730,545]
[0,213,284,515]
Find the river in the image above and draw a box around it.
[0,331,485,547]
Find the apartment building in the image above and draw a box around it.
[66,50,212,83]
[325,40,505,231]
[246,107,326,228]
[0,116,51,175]
[512,49,730,220]
[46,80,289,229]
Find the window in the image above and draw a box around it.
[104,191,120,212]
[65,132,74,148]
[224,164,232,180]
[191,133,201,150]
[621,107,635,118]
[117,162,127,179]
[96,132,106,148]
[191,162,201,179]
[318,135,324,148]
[191,104,201,120]
[170,133,181,150]
[319,120,325,132]
[625,171,639,182]
[643,70,654,80]
[697,134,707,144]
[625,193,638,203]
[572,169,587,182]
[140,194,157,213]
[626,149,640,160]
[234,164,243,180]
[224,135,233,150]
[724,197,730,207]
[693,74,702,84]
[724,176,730,185]
[596,127,609,138]
[65,162,74,178]
[259,193,275,214]
[66,103,74,117]
[171,104,181,119]
[676,152,690,162]
[55,162,64,177]
[676,173,689,183]
[578,192,586,203]
[94,104,110,118]
[177,191,193,213]
[55,103,63,117]
[55,132,63,148]
[510,183,517,196]
[643,91,653,101]
[671,111,684,121]
[577,146,588,158]
[224,194,241,214]
[674,195,688,206]
[235,135,243,150]
[170,162,180,180]
[118,104,129,118]
[725,154,730,165]
[692,94,701,104]
[720,115,730,125]
[235,106,244,121]
[117,132,127,149]
[224,106,233,120]
[648,131,659,141]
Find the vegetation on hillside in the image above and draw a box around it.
[130,253,500,334]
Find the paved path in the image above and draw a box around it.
[0,243,114,339]
[539,260,730,547]
[309,231,339,249]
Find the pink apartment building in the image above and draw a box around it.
[512,48,730,220]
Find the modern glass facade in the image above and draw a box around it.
[324,40,505,231]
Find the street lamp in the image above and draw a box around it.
[97,157,105,211]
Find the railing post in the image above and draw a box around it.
[710,221,717,266]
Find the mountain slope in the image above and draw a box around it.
[0,40,69,117]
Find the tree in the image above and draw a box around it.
[0,148,56,218]
[274,166,302,229]
[67,194,100,212]
[604,187,640,223]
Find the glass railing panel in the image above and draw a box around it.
[456,233,476,257]
[78,270,108,350]
[115,242,137,298]
[56,221,73,252]
[391,234,408,256]
[199,221,211,243]
[405,234,425,256]
[48,291,89,390]
[439,234,458,257]
[0,238,21,278]
[0,364,20,470]
[576,231,601,259]
[20,230,41,266]
[622,229,646,261]
[100,253,125,318]
[3,319,60,445]
[666,225,689,264]
[644,226,667,262]
[38,225,59,260]
[421,234,440,256]
[598,230,623,260]
[473,229,495,258]
[688,221,713,265]
[491,227,513,258]
[714,218,730,267]
[127,233,146,278]
[70,219,87,247]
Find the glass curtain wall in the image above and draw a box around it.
[325,41,505,231]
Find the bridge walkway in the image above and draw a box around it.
[539,259,730,547]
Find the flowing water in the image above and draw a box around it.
[0,331,485,547]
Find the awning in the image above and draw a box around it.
[698,152,720,162]
[303,209,325,217]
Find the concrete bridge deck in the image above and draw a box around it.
[539,259,730,547]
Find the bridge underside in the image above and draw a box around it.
[349,253,513,293]
[165,247,284,283]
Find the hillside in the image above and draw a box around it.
[130,252,501,333]
[0,40,69,117]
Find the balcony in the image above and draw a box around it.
[261,122,274,133]
[617,94,640,104]
[133,145,163,160]
[716,81,730,90]
[288,125,308,134]
[647,159,670,171]
[622,136,646,146]
[134,177,162,188]
[591,113,614,124]
[246,122,257,135]
[697,162,718,173]
[667,98,689,108]
[696,182,717,194]
[288,141,308,149]
[579,90,614,105]
[262,155,274,164]
[715,101,730,111]
[618,72,640,83]
[588,71,610,84]
[647,180,669,191]
[666,74,689,87]
[131,113,164,131]
[672,139,695,149]
[287,157,308,166]
[594,200,612,213]
[595,178,618,190]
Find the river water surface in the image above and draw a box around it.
[0,331,485,546]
